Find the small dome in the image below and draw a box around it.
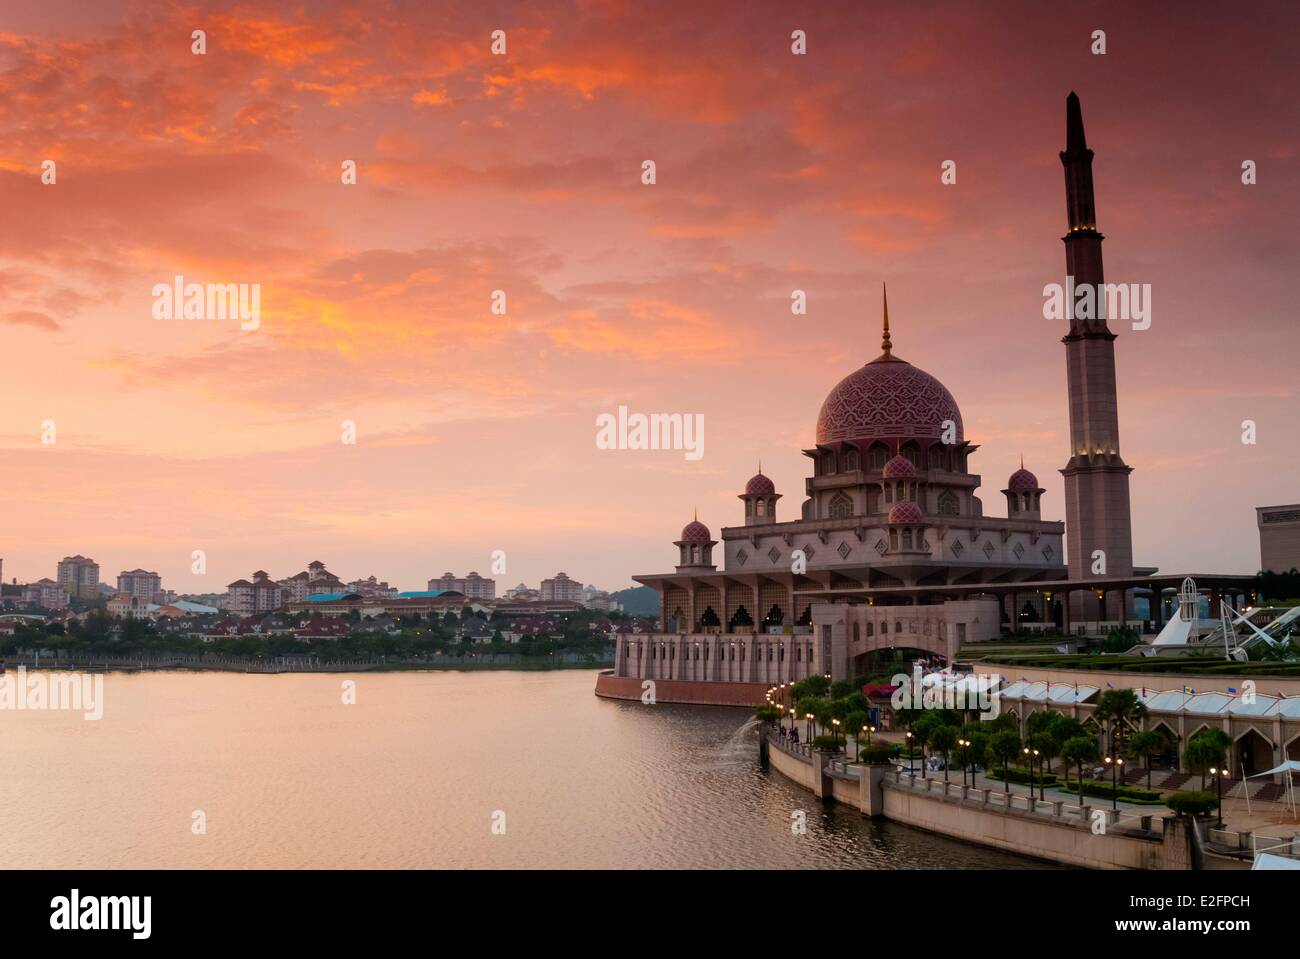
[1007,467,1040,492]
[887,501,925,525]
[680,519,712,542]
[882,455,916,479]
[744,472,776,495]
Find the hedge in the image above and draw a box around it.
[1058,778,1166,805]
[1167,791,1218,816]
[988,766,1058,787]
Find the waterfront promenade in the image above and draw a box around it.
[760,726,1220,870]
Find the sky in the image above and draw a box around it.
[0,0,1297,595]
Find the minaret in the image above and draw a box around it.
[1058,92,1134,616]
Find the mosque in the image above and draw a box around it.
[608,94,1254,696]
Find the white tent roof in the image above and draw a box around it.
[1252,853,1300,870]
[1249,760,1300,778]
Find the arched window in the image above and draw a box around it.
[865,622,874,637]
[869,445,889,470]
[883,484,894,505]
[937,489,959,516]
[828,493,853,520]
[756,499,766,516]
[745,499,753,516]
[845,449,860,471]
[901,442,919,466]
[852,623,860,643]
[690,545,700,564]
[902,529,914,549]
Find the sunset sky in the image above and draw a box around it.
[1,0,1296,595]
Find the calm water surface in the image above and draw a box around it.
[0,669,1056,868]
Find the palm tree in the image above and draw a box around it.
[1061,735,1100,809]
[989,730,1021,794]
[1125,730,1164,789]
[1185,728,1232,789]
[1094,688,1149,755]
[929,725,958,784]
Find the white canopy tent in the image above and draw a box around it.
[1247,760,1300,819]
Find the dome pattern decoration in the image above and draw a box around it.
[881,454,916,479]
[744,471,776,495]
[817,355,964,446]
[680,518,712,542]
[1007,466,1040,491]
[887,500,925,525]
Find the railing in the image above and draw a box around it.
[886,768,1160,833]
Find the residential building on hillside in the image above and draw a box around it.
[227,570,285,615]
[426,571,496,599]
[57,555,100,599]
[117,569,164,605]
[541,572,583,602]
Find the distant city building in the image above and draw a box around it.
[503,582,540,601]
[540,572,583,602]
[346,576,398,599]
[1258,505,1300,573]
[117,569,164,605]
[56,555,100,599]
[22,578,68,610]
[227,570,284,615]
[583,592,623,613]
[426,571,496,599]
[107,592,148,617]
[279,560,345,602]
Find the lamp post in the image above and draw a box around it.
[831,718,841,754]
[906,731,915,777]
[958,739,969,787]
[805,713,813,743]
[1105,754,1125,811]
[1023,747,1035,805]
[1210,767,1224,827]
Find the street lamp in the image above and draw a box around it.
[1104,754,1124,810]
[958,739,969,786]
[805,712,814,743]
[831,718,841,754]
[1210,767,1224,826]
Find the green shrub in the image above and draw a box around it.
[859,745,893,765]
[1167,791,1218,816]
[812,735,842,751]
[988,766,1058,787]
[1058,778,1165,804]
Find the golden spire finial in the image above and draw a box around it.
[881,282,892,355]
[1020,453,1024,469]
[758,459,763,475]
[693,506,698,521]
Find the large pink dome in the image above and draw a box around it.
[816,354,964,445]
[743,472,775,495]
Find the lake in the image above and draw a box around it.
[0,669,1055,868]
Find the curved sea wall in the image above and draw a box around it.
[594,671,769,707]
[764,735,1197,870]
